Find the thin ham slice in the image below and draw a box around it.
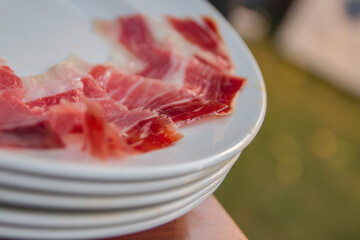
[0,62,64,148]
[0,119,64,149]
[0,89,43,130]
[43,100,134,159]
[94,99,183,152]
[81,77,107,98]
[89,64,227,126]
[184,58,246,113]
[94,14,233,75]
[95,15,185,82]
[21,58,86,104]
[83,101,132,160]
[166,16,233,72]
[81,76,183,151]
[83,99,182,158]
[0,63,23,91]
[27,89,83,109]
[46,101,84,136]
[94,14,246,114]
[17,57,182,155]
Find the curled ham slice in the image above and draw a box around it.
[184,58,245,113]
[167,16,233,72]
[94,14,246,114]
[88,64,227,126]
[46,101,84,136]
[0,62,63,149]
[0,63,23,91]
[94,14,233,74]
[7,57,183,157]
[94,99,183,152]
[81,74,184,152]
[0,89,63,149]
[83,101,131,160]
[21,58,86,104]
[27,89,84,109]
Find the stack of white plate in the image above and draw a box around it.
[0,0,266,239]
[0,153,240,239]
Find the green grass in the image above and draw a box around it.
[215,40,360,240]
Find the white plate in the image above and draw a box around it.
[0,155,234,195]
[0,176,223,240]
[0,172,224,229]
[0,0,266,180]
[0,155,235,210]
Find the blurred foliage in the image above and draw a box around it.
[215,40,360,240]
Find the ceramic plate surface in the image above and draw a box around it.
[0,0,266,180]
[0,155,235,195]
[0,156,234,210]
[0,172,224,229]
[0,175,224,240]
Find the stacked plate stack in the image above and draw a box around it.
[0,0,266,239]
[0,152,241,239]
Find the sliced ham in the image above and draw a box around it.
[0,60,23,91]
[27,89,84,109]
[0,62,64,148]
[184,58,246,113]
[21,58,86,103]
[21,56,92,109]
[81,77,107,98]
[94,14,233,75]
[94,99,183,152]
[0,89,43,130]
[46,101,84,135]
[15,57,182,155]
[94,14,246,114]
[44,100,134,159]
[89,64,227,126]
[83,101,132,160]
[81,78,183,151]
[0,119,64,149]
[167,16,233,72]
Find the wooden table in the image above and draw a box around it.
[107,196,247,240]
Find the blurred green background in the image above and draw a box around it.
[209,0,360,238]
[215,40,360,240]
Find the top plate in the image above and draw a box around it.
[0,0,266,180]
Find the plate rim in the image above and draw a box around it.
[0,157,234,210]
[0,157,232,195]
[0,177,223,239]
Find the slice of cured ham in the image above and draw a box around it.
[94,14,246,113]
[0,62,23,91]
[95,14,177,80]
[94,14,233,75]
[27,89,83,109]
[94,99,183,152]
[83,100,132,160]
[80,72,184,151]
[46,101,84,136]
[0,61,64,148]
[166,16,233,72]
[88,64,227,126]
[184,58,246,113]
[0,89,43,130]
[21,58,86,106]
[43,100,134,159]
[17,57,182,155]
